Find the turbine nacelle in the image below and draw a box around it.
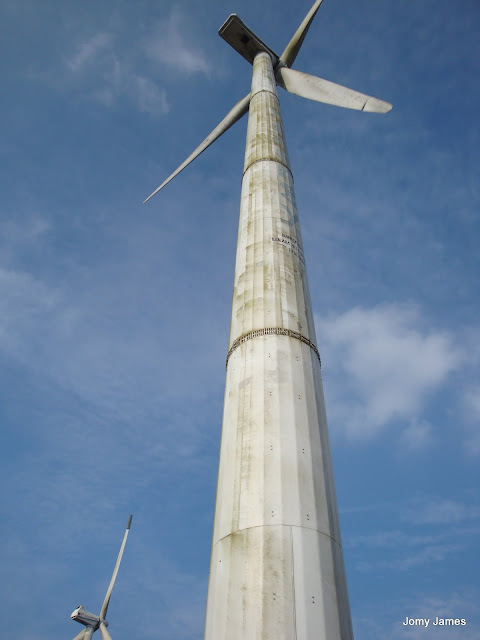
[71,605,109,630]
[218,14,281,69]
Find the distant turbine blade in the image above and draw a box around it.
[99,515,133,621]
[276,67,392,113]
[99,622,113,640]
[83,628,94,640]
[143,93,251,203]
[280,0,326,68]
[72,630,87,640]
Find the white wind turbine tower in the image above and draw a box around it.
[145,1,391,638]
[70,515,132,640]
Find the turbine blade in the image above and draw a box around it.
[280,0,326,68]
[83,628,94,640]
[99,622,113,640]
[143,93,251,203]
[72,630,87,640]
[276,67,392,113]
[99,515,133,621]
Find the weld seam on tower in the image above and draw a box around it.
[242,157,293,179]
[215,523,341,546]
[251,87,279,100]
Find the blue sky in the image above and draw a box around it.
[1,0,479,638]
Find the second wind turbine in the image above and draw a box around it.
[145,1,391,638]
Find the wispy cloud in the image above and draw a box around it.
[135,75,170,115]
[62,31,170,115]
[65,32,113,72]
[144,9,211,77]
[356,543,463,573]
[0,267,58,348]
[403,497,480,526]
[0,208,227,492]
[317,303,462,439]
[344,494,479,575]
[399,418,433,451]
[62,7,214,114]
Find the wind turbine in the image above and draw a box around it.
[145,1,391,638]
[70,515,132,640]
[143,1,391,203]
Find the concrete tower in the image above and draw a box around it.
[144,3,391,638]
[204,52,352,640]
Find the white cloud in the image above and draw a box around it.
[386,543,462,572]
[404,498,480,526]
[347,529,437,550]
[66,32,113,72]
[347,514,478,574]
[400,418,433,451]
[0,267,57,349]
[145,10,211,76]
[0,214,50,266]
[317,304,461,439]
[354,543,463,573]
[40,9,214,115]
[63,31,169,115]
[136,75,170,115]
[0,213,223,470]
